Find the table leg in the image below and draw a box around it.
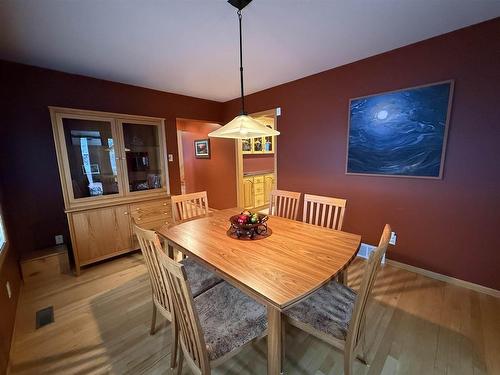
[267,305,283,375]
[338,268,348,285]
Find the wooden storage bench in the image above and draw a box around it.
[20,245,70,283]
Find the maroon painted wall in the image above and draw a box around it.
[177,119,237,209]
[0,60,223,259]
[223,19,500,290]
[0,184,22,375]
[243,154,275,173]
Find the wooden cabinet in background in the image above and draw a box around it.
[243,173,275,210]
[50,107,171,274]
[67,197,173,274]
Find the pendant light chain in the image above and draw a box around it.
[207,2,280,139]
[238,9,246,115]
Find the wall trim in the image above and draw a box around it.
[385,259,500,299]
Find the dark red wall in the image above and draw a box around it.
[0,61,223,259]
[243,154,275,173]
[177,119,237,209]
[0,181,21,374]
[223,19,500,290]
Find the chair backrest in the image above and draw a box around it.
[171,191,209,223]
[158,248,211,374]
[345,224,391,354]
[133,224,173,319]
[303,194,346,230]
[269,189,301,220]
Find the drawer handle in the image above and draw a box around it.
[124,211,129,215]
[163,203,167,206]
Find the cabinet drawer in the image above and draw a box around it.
[134,219,170,231]
[253,176,264,184]
[131,209,171,224]
[254,185,264,195]
[130,199,170,212]
[130,199,171,223]
[254,194,265,207]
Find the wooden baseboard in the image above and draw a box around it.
[385,259,500,299]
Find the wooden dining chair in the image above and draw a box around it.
[158,246,268,374]
[303,193,347,230]
[302,193,348,283]
[269,189,302,220]
[283,224,391,375]
[133,225,223,367]
[171,191,209,224]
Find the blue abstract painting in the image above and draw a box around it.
[347,81,453,178]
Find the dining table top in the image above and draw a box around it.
[157,208,361,310]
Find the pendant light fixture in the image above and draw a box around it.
[208,0,280,139]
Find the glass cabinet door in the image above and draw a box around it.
[264,135,273,153]
[61,117,121,199]
[120,122,164,193]
[253,137,264,153]
[241,138,252,154]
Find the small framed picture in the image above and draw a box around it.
[82,163,100,175]
[194,139,210,159]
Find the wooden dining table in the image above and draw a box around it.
[157,208,361,375]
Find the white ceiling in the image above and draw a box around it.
[1,1,499,102]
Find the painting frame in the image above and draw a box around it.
[194,139,211,159]
[345,79,454,180]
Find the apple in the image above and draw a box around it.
[238,214,248,225]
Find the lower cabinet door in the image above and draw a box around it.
[71,205,132,265]
[243,178,254,209]
[264,174,274,204]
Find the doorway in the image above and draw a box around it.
[235,108,279,212]
[176,119,238,209]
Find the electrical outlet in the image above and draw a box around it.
[389,231,397,245]
[55,235,64,245]
[168,154,174,162]
[276,107,282,116]
[6,281,11,299]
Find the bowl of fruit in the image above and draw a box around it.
[228,211,270,239]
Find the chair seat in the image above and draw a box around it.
[194,282,267,361]
[181,257,223,297]
[285,280,356,340]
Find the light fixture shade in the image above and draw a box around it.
[208,114,280,139]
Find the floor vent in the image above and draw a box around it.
[36,306,54,329]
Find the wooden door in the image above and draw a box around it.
[71,205,132,265]
[243,177,254,209]
[264,174,275,205]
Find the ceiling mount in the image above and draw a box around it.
[227,0,252,11]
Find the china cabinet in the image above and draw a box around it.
[50,107,171,274]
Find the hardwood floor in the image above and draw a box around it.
[8,253,500,375]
